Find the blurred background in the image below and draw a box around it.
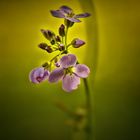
[0,0,140,140]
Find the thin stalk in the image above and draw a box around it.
[83,78,92,140]
[62,36,64,44]
[65,27,68,49]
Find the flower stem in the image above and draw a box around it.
[65,26,68,49]
[83,78,92,140]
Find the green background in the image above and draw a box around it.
[0,0,140,140]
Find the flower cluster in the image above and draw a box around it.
[29,5,91,92]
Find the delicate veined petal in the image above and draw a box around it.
[75,13,91,18]
[75,64,90,78]
[62,74,80,92]
[60,5,72,14]
[50,10,65,18]
[60,54,77,68]
[29,67,49,84]
[48,68,64,83]
[65,17,81,22]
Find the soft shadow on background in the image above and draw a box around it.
[0,0,140,140]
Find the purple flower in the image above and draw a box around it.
[50,5,91,23]
[48,54,90,92]
[29,67,50,84]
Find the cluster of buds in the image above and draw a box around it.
[29,5,91,92]
[38,25,85,54]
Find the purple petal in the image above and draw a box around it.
[60,5,72,14]
[60,54,77,68]
[29,67,49,84]
[75,13,91,18]
[50,10,65,18]
[48,68,64,83]
[75,64,90,78]
[65,17,81,22]
[62,74,80,92]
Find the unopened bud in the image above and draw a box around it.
[54,57,58,63]
[55,62,60,67]
[42,62,50,67]
[59,24,65,37]
[71,38,85,48]
[59,44,65,51]
[50,39,55,45]
[38,43,48,50]
[41,29,54,40]
[55,35,61,42]
[46,46,53,53]
[38,43,53,53]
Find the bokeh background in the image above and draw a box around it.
[0,0,140,140]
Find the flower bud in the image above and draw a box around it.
[55,35,61,42]
[71,38,85,48]
[41,29,54,40]
[54,57,60,67]
[46,46,53,53]
[50,39,55,45]
[38,43,48,50]
[38,43,53,53]
[42,62,50,68]
[59,44,65,51]
[59,24,65,37]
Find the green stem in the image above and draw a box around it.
[62,36,64,44]
[83,78,92,140]
[65,27,68,49]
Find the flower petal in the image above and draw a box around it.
[75,13,91,18]
[62,74,80,92]
[60,54,77,68]
[65,17,81,22]
[75,64,90,78]
[29,67,49,84]
[60,5,72,14]
[50,10,65,18]
[48,68,64,83]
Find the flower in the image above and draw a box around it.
[48,54,90,92]
[29,67,50,84]
[71,38,85,48]
[50,5,91,23]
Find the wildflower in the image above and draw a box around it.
[48,54,90,92]
[71,38,85,48]
[50,5,90,23]
[29,67,50,84]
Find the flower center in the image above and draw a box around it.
[36,77,42,82]
[65,66,74,75]
[67,12,75,18]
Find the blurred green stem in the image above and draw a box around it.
[64,24,92,140]
[83,78,92,140]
